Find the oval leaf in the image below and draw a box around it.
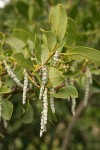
[49,4,68,41]
[0,86,11,95]
[42,31,57,52]
[67,46,100,66]
[1,99,13,120]
[65,17,77,45]
[49,67,65,87]
[22,103,33,124]
[13,53,33,71]
[52,85,78,99]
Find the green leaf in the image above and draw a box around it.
[1,99,13,120]
[64,70,82,78]
[12,28,30,43]
[49,67,65,87]
[0,86,11,95]
[13,53,33,71]
[67,46,100,66]
[52,85,78,99]
[6,37,25,52]
[22,103,33,124]
[42,31,57,52]
[49,4,68,41]
[14,66,23,81]
[65,17,77,45]
[41,44,49,63]
[13,104,23,120]
[34,35,41,62]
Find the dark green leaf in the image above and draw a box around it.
[1,99,13,120]
[22,103,33,124]
[64,70,82,78]
[52,85,78,99]
[13,53,33,71]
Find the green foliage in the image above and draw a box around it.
[0,1,100,149]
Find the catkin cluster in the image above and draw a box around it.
[22,69,28,104]
[50,88,55,114]
[53,51,59,67]
[3,60,23,88]
[65,77,76,116]
[84,68,92,106]
[39,66,48,100]
[39,66,48,137]
[40,88,48,137]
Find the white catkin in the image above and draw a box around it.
[39,66,48,100]
[84,77,90,106]
[65,78,70,101]
[40,88,48,137]
[50,88,55,113]
[3,60,23,88]
[84,68,92,106]
[69,78,74,85]
[71,98,76,116]
[22,69,28,104]
[53,51,59,67]
[3,118,8,128]
[87,68,92,85]
[39,84,45,100]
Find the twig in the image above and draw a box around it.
[62,94,93,150]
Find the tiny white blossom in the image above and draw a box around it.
[69,78,74,85]
[3,60,23,88]
[53,51,59,67]
[39,84,44,100]
[39,66,48,100]
[84,68,92,106]
[22,69,28,104]
[40,88,48,137]
[3,118,8,128]
[50,88,55,113]
[84,77,90,106]
[71,98,76,116]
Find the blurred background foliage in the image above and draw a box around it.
[0,0,100,150]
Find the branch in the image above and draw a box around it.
[61,94,93,150]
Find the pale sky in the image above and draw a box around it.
[0,0,10,8]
